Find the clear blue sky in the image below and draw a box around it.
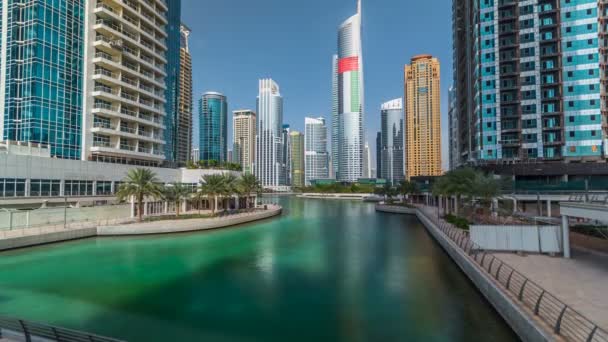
[184,0,452,170]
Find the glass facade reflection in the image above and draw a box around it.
[199,92,227,162]
[1,0,84,159]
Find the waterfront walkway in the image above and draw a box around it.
[497,249,608,329]
[0,206,282,250]
[415,205,608,341]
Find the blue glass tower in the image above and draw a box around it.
[199,92,228,162]
[163,0,182,164]
[0,0,84,159]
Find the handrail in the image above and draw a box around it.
[0,316,124,342]
[415,205,608,342]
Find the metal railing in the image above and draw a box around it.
[417,206,608,342]
[0,316,124,342]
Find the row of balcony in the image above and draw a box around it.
[93,67,165,101]
[92,121,164,141]
[94,18,166,63]
[94,50,165,88]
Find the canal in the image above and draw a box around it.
[0,197,518,341]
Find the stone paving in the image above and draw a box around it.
[496,248,608,329]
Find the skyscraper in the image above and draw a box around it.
[363,142,371,178]
[254,79,284,189]
[405,55,442,178]
[83,0,179,166]
[333,0,365,182]
[199,92,227,162]
[454,0,608,166]
[282,124,291,185]
[176,24,193,165]
[164,0,182,164]
[305,117,329,185]
[290,131,305,188]
[0,0,84,160]
[380,98,404,184]
[448,86,458,171]
[233,110,256,173]
[376,131,382,179]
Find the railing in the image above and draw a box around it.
[0,316,124,342]
[417,206,608,342]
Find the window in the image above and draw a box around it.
[589,54,594,60]
[566,27,572,33]
[569,116,575,123]
[591,115,596,121]
[567,42,572,48]
[568,86,573,92]
[592,131,597,137]
[569,101,574,107]
[569,131,575,138]
[591,100,596,106]
[567,56,573,63]
[566,12,571,18]
[568,71,573,77]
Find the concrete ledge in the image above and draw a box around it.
[375,204,417,215]
[298,193,371,200]
[98,206,282,236]
[415,211,554,342]
[0,228,97,251]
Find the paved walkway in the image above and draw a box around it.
[496,249,608,329]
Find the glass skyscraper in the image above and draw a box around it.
[199,92,227,162]
[332,0,365,182]
[380,98,404,184]
[163,0,181,164]
[305,117,329,185]
[0,0,84,159]
[254,79,284,188]
[453,0,608,165]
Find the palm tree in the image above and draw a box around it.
[163,183,191,217]
[116,168,163,222]
[471,172,501,219]
[198,174,226,215]
[239,174,261,209]
[221,174,239,210]
[398,180,419,203]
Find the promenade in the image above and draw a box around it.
[497,249,608,329]
[383,204,608,341]
[0,206,282,250]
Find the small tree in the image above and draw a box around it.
[116,168,163,222]
[163,183,191,217]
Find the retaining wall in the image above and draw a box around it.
[415,211,554,342]
[374,204,417,215]
[0,228,97,251]
[98,206,282,235]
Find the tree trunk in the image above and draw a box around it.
[213,196,218,215]
[138,194,144,222]
[176,201,180,217]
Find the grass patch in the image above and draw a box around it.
[572,225,608,240]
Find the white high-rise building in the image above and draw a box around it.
[305,117,329,185]
[83,0,174,166]
[332,0,365,182]
[254,79,284,189]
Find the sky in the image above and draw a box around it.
[183,0,453,170]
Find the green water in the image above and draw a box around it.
[0,197,518,341]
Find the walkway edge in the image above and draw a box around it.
[0,207,282,251]
[415,211,554,342]
[98,206,282,236]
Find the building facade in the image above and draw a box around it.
[281,124,291,185]
[290,131,305,188]
[453,0,608,167]
[176,23,192,165]
[191,147,199,162]
[305,117,329,185]
[405,55,442,178]
[83,0,179,166]
[332,0,365,182]
[0,0,85,160]
[363,142,371,178]
[254,79,284,189]
[199,92,227,162]
[380,98,405,184]
[448,86,459,171]
[376,131,382,178]
[233,110,256,173]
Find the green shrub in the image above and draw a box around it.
[444,214,470,230]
